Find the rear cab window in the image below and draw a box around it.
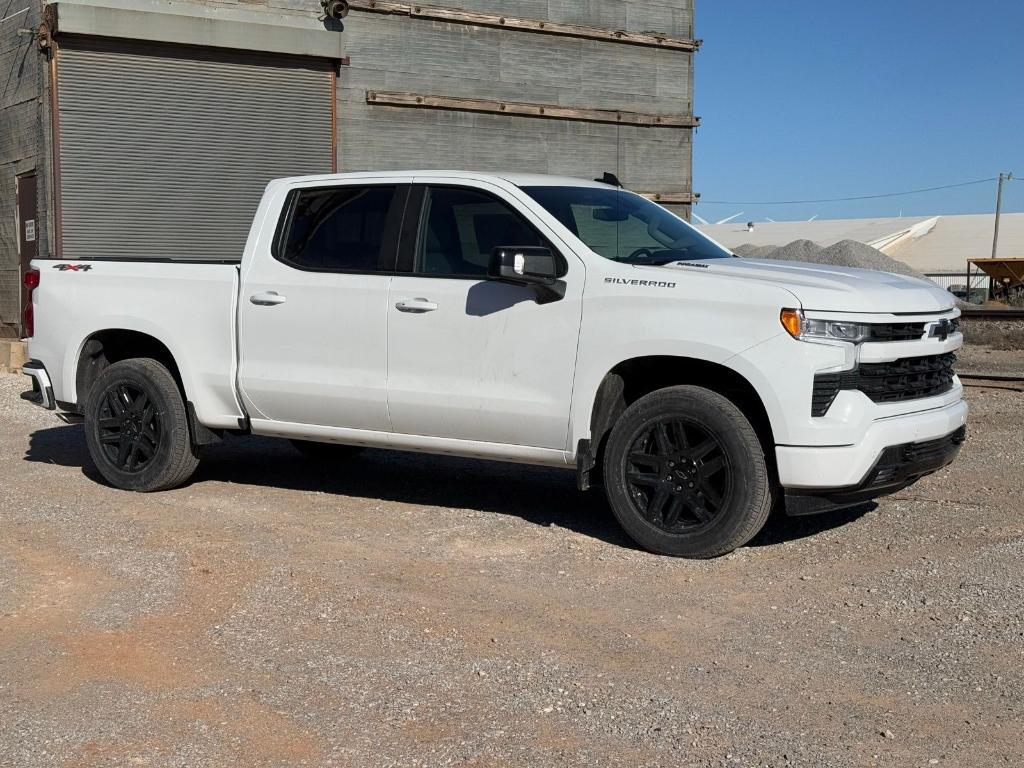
[274,185,405,273]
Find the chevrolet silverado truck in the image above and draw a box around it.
[21,171,967,558]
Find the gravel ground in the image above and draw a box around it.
[960,320,1024,356]
[957,343,1024,377]
[1,372,1022,768]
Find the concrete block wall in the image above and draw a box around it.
[342,1,694,198]
[336,10,693,197]
[421,0,693,38]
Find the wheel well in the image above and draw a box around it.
[76,329,184,408]
[588,356,775,463]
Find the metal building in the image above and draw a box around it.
[0,0,699,337]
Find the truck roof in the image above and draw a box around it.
[269,170,614,189]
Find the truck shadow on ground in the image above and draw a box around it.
[25,425,872,552]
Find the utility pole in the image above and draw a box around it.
[992,171,1014,259]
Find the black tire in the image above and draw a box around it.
[289,439,365,461]
[602,385,772,558]
[84,358,199,492]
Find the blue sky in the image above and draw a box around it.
[693,0,1024,222]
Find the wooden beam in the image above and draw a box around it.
[638,192,700,205]
[366,90,700,128]
[348,1,701,52]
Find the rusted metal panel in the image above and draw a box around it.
[348,1,700,50]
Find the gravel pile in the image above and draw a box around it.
[735,238,925,278]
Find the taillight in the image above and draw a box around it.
[23,268,39,338]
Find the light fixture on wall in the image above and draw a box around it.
[320,0,350,20]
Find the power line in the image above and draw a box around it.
[0,7,30,24]
[701,177,997,205]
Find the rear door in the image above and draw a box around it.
[16,173,38,336]
[237,183,407,432]
[386,180,584,450]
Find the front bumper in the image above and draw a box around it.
[776,395,967,515]
[784,425,966,516]
[20,359,55,410]
[777,395,967,487]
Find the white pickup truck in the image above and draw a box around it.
[21,171,967,557]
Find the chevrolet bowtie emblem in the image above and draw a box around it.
[929,319,952,342]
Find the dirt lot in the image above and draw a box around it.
[1,371,1022,768]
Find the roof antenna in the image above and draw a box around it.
[595,172,623,188]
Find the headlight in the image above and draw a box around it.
[780,309,869,344]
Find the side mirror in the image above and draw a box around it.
[488,246,565,304]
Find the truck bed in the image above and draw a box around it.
[30,259,246,429]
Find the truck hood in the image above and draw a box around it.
[657,257,956,314]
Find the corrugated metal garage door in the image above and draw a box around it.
[56,38,334,261]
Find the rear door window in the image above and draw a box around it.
[275,185,402,272]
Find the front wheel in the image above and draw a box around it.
[602,385,772,558]
[84,358,199,492]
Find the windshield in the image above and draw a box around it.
[522,186,733,264]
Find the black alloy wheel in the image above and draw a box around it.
[84,358,200,492]
[95,381,162,473]
[625,417,731,534]
[602,385,773,558]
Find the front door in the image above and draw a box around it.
[387,182,584,450]
[237,183,405,432]
[16,173,38,336]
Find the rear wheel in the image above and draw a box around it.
[289,439,365,461]
[602,385,772,558]
[84,358,199,492]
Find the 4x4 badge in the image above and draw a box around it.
[53,264,92,272]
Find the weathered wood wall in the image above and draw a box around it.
[369,0,694,39]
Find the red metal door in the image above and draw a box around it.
[16,173,38,337]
